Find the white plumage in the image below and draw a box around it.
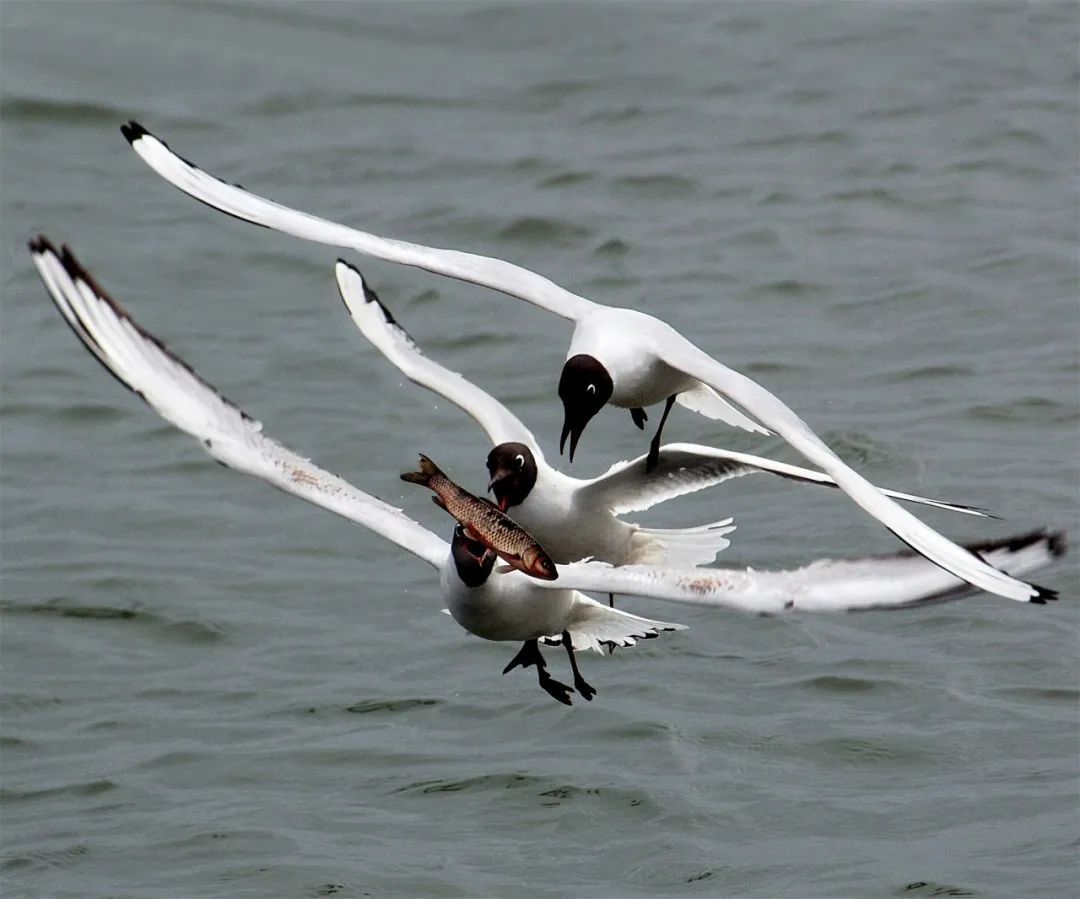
[122,121,1053,603]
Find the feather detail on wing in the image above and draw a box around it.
[535,529,1063,615]
[658,333,1053,602]
[122,122,597,321]
[630,519,738,567]
[30,237,447,569]
[335,261,542,458]
[579,442,995,518]
[540,598,686,654]
[676,381,770,435]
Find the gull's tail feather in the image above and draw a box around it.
[631,518,737,567]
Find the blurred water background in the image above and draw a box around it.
[2,3,1077,897]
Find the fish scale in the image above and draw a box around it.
[401,454,559,580]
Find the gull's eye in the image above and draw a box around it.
[514,453,526,470]
[586,383,596,396]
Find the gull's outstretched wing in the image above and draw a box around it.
[645,324,1054,603]
[533,530,1064,615]
[122,122,596,322]
[335,261,543,459]
[30,236,447,569]
[579,442,995,518]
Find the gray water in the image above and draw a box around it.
[2,3,1077,897]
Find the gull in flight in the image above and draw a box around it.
[337,259,993,575]
[121,122,1055,604]
[29,238,1063,703]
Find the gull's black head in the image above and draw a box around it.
[451,525,497,588]
[558,354,612,462]
[485,442,538,512]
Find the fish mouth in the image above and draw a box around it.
[530,561,558,581]
[522,548,559,581]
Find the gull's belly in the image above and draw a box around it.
[609,356,693,409]
[441,569,576,642]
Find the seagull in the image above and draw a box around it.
[336,259,993,575]
[30,238,1063,705]
[120,122,1055,604]
[30,235,681,704]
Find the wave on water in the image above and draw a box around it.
[1,95,123,126]
[496,216,592,247]
[0,599,227,644]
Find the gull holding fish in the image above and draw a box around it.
[122,121,1054,603]
[338,260,993,575]
[29,238,1063,704]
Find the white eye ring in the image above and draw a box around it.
[586,383,596,395]
[514,453,526,469]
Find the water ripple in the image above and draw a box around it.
[345,698,442,715]
[593,238,632,258]
[807,736,934,767]
[897,882,977,897]
[1,95,123,126]
[1,843,91,873]
[245,89,480,117]
[537,171,594,189]
[610,174,698,198]
[1,778,117,804]
[0,600,227,644]
[396,771,547,795]
[496,216,592,246]
[968,396,1077,424]
[795,675,896,695]
[820,431,897,466]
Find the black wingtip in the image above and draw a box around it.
[1046,531,1067,559]
[121,120,149,144]
[1031,584,1059,603]
[28,234,55,255]
[59,243,82,274]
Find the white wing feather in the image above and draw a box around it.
[120,124,1047,603]
[658,333,1053,603]
[123,122,596,322]
[30,237,447,569]
[539,530,1062,615]
[580,442,994,518]
[334,261,542,459]
[544,598,686,654]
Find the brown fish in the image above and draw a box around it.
[401,454,558,581]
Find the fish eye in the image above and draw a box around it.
[586,383,596,396]
[514,453,525,470]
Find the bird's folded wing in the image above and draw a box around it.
[652,332,1053,603]
[122,122,597,322]
[335,261,541,457]
[30,237,447,569]
[579,442,994,518]
[539,530,1063,614]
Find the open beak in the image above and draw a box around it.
[487,470,512,512]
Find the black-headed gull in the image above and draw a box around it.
[30,236,680,704]
[30,238,1063,704]
[120,121,1053,602]
[336,259,993,574]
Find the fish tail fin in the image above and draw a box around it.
[400,453,442,486]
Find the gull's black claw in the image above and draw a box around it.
[539,673,574,705]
